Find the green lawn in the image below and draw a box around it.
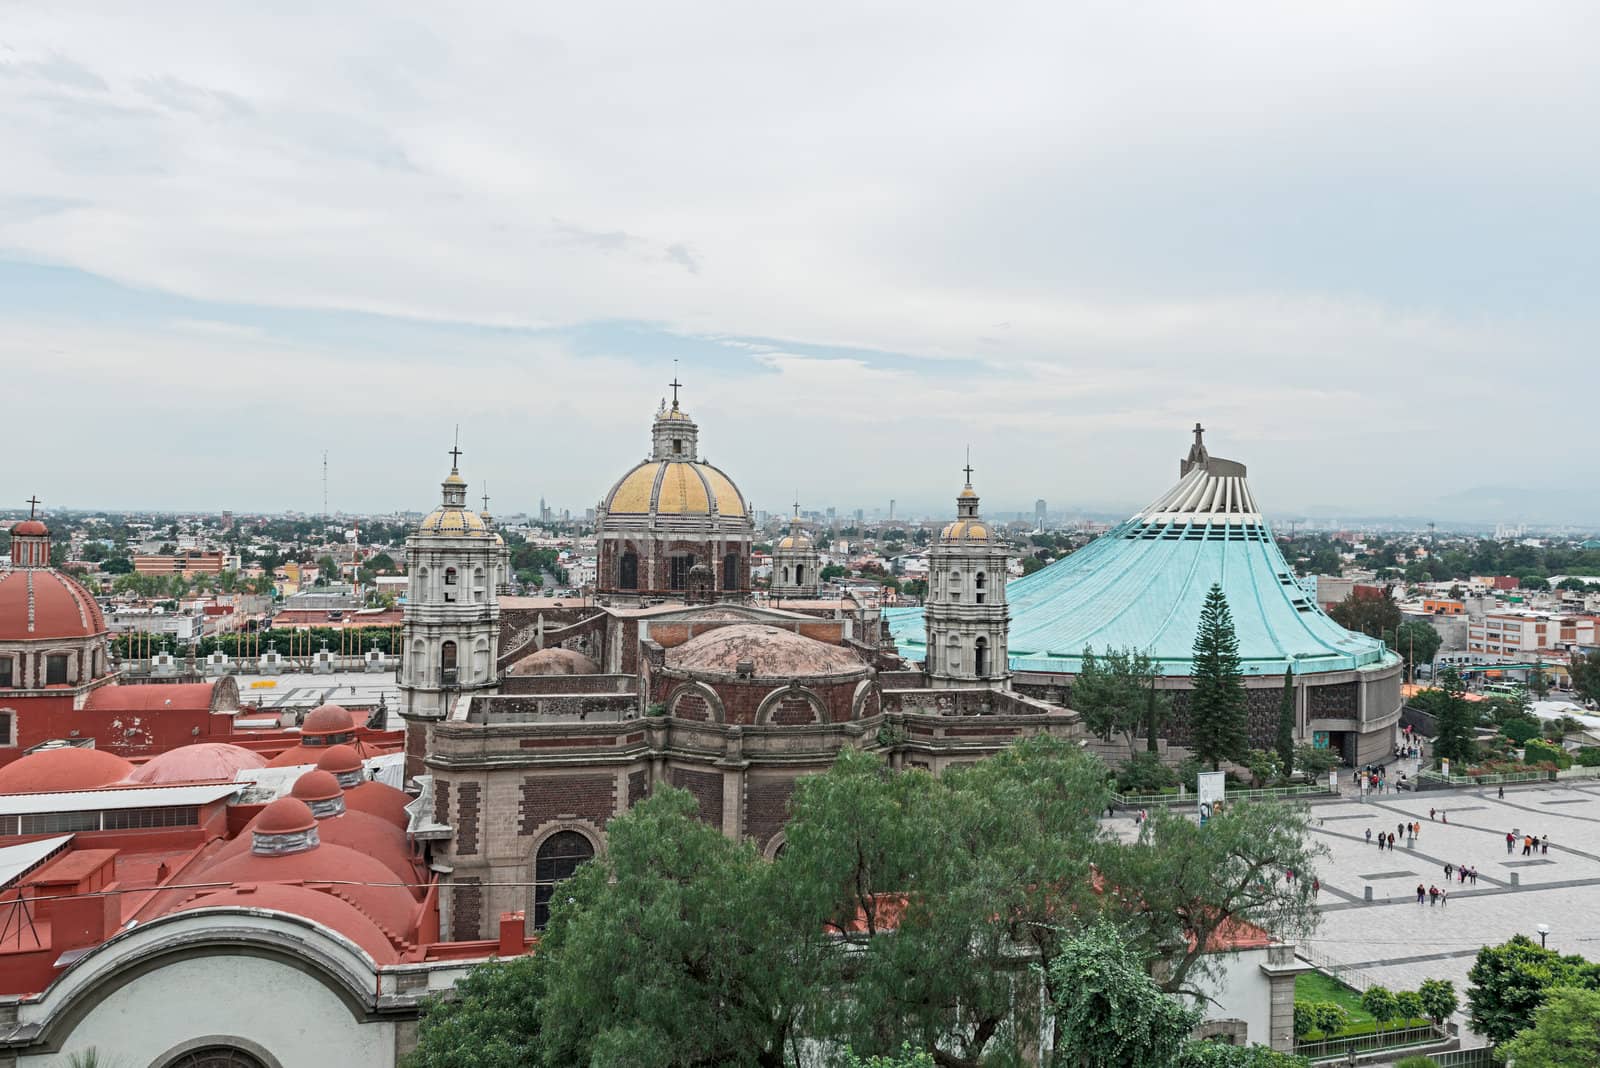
[1295,971,1429,1039]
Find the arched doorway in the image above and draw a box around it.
[534,831,595,928]
[975,637,989,677]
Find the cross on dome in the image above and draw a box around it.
[962,446,974,487]
[669,373,683,410]
[26,495,40,518]
[1193,422,1205,448]
[448,427,463,474]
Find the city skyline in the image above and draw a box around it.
[3,5,1597,521]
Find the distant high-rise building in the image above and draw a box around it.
[826,507,837,528]
[1035,499,1047,528]
[220,510,234,532]
[889,499,896,521]
[854,508,864,525]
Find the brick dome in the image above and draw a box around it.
[201,839,418,937]
[507,647,601,676]
[169,884,401,964]
[666,624,866,679]
[0,746,132,794]
[316,744,363,777]
[127,743,266,785]
[0,568,107,641]
[11,519,47,536]
[302,703,357,735]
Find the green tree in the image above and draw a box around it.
[405,955,545,1068]
[1190,584,1247,770]
[1502,717,1542,746]
[1417,978,1459,1025]
[315,554,339,587]
[1498,985,1600,1068]
[1098,802,1324,999]
[1394,990,1425,1024]
[1361,985,1399,1032]
[1175,1043,1309,1067]
[1048,922,1201,1068]
[1075,647,1167,753]
[1394,620,1442,681]
[843,1046,936,1068]
[1570,650,1600,703]
[1021,554,1048,575]
[1276,667,1296,780]
[1467,934,1600,1044]
[1328,588,1401,640]
[1431,667,1478,771]
[820,564,847,582]
[537,788,805,1067]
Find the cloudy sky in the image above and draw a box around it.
[2,3,1596,524]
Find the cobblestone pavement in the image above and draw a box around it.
[231,670,401,716]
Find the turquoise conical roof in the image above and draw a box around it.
[888,432,1397,678]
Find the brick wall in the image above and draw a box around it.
[456,783,481,856]
[673,690,710,721]
[744,777,794,850]
[452,877,482,941]
[671,766,723,827]
[519,774,617,836]
[434,778,450,825]
[628,769,648,808]
[770,694,818,725]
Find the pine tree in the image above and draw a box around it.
[1276,666,1296,780]
[1190,583,1247,771]
[1431,666,1477,771]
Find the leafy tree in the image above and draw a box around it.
[1395,990,1425,1024]
[1361,985,1399,1032]
[842,1046,936,1068]
[1431,667,1478,771]
[1502,717,1542,746]
[1097,802,1324,999]
[1048,922,1201,1068]
[1417,978,1459,1025]
[1467,934,1600,1044]
[1074,647,1168,753]
[820,564,847,582]
[405,955,545,1068]
[1328,588,1400,640]
[1190,584,1247,770]
[1498,985,1600,1068]
[1020,554,1047,575]
[1276,668,1295,779]
[1243,749,1282,788]
[1571,650,1600,703]
[1293,743,1338,778]
[101,555,133,574]
[1311,1002,1349,1036]
[1394,621,1442,681]
[1174,1043,1310,1067]
[537,788,806,1067]
[315,554,339,586]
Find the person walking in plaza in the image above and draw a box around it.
[1430,808,1436,820]
[1441,811,1448,824]
[1499,785,1505,799]
[1543,837,1550,856]
[1397,822,1405,840]
[1444,862,1454,880]
[1388,832,1396,849]
[1417,883,1427,905]
[1366,828,1373,844]
[1429,884,1439,905]
[1312,877,1321,898]
[1440,887,1448,906]
[1507,832,1516,854]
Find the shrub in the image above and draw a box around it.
[1311,1002,1348,1036]
[1394,1057,1439,1068]
[1523,739,1571,769]
[1417,978,1459,1025]
[1577,747,1600,767]
[1361,985,1399,1029]
[1117,751,1178,793]
[1501,717,1541,746]
[1395,990,1425,1023]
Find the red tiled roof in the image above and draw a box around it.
[0,568,107,640]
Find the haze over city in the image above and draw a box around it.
[4,3,1598,522]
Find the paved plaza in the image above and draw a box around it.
[230,670,401,719]
[1306,777,1600,1008]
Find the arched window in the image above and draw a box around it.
[534,831,595,928]
[723,553,739,590]
[782,566,791,584]
[975,572,987,604]
[619,551,639,590]
[673,438,683,455]
[670,554,695,590]
[444,567,458,585]
[946,636,961,673]
[440,640,457,684]
[975,636,989,677]
[163,1046,269,1068]
[45,654,68,686]
[795,564,805,586]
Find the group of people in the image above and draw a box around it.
[1365,821,1423,851]
[1416,882,1450,905]
[1444,860,1478,885]
[1507,831,1552,856]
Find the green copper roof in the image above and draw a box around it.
[887,432,1398,678]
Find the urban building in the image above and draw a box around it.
[924,469,1011,689]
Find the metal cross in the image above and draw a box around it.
[1193,422,1205,447]
[26,495,40,519]
[448,426,463,472]
[482,485,491,512]
[963,447,974,485]
[669,374,682,408]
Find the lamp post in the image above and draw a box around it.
[1536,923,1550,948]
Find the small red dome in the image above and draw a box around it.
[0,746,132,794]
[12,519,47,536]
[0,569,107,642]
[302,704,356,735]
[317,744,363,775]
[200,841,418,937]
[290,770,342,803]
[127,743,267,785]
[255,796,317,835]
[168,884,400,964]
[345,781,413,828]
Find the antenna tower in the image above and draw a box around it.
[322,451,329,522]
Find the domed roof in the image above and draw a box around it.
[416,506,491,538]
[507,647,602,676]
[11,519,47,536]
[0,746,131,794]
[666,624,866,678]
[255,796,317,835]
[345,780,414,828]
[0,568,107,641]
[316,744,363,776]
[776,532,814,551]
[939,519,991,544]
[127,743,266,785]
[168,884,401,964]
[290,769,342,802]
[303,703,357,735]
[603,460,747,518]
[198,838,418,939]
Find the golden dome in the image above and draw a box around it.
[957,486,978,499]
[604,460,746,517]
[416,507,492,538]
[776,533,813,551]
[940,519,989,543]
[656,407,694,423]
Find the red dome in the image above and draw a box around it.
[290,770,342,803]
[303,703,356,735]
[169,884,400,964]
[265,737,376,769]
[255,796,317,835]
[12,520,47,536]
[317,744,362,776]
[200,841,418,936]
[0,569,107,642]
[345,781,413,828]
[313,810,420,893]
[127,743,266,785]
[0,746,132,794]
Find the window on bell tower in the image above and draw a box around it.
[674,439,683,455]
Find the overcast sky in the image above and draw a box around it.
[2,4,1596,524]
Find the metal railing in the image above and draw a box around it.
[1294,1023,1445,1061]
[1416,768,1551,787]
[1111,783,1334,808]
[1295,943,1380,994]
[1429,1047,1498,1067]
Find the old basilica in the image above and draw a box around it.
[397,387,1082,941]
